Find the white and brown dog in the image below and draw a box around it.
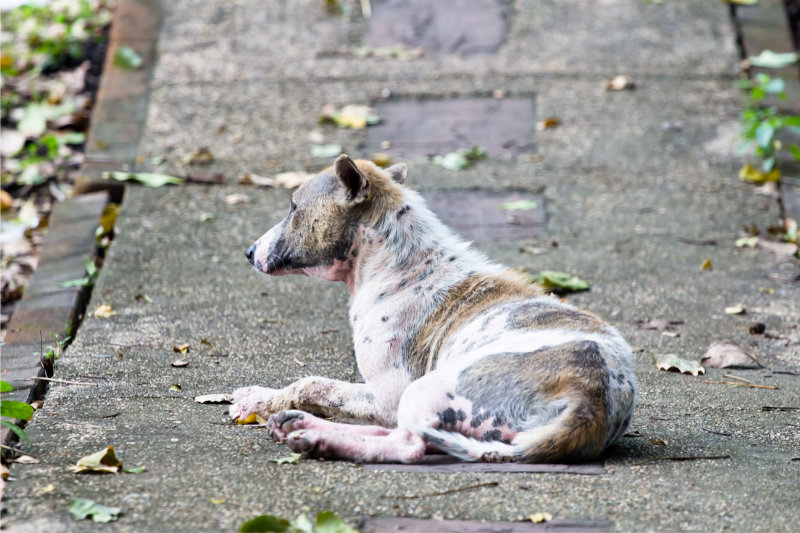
[231,154,636,464]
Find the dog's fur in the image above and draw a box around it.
[231,155,636,463]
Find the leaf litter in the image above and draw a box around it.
[428,146,486,171]
[69,446,122,474]
[69,498,121,522]
[652,353,705,376]
[195,393,233,404]
[700,341,761,369]
[529,271,589,293]
[637,319,684,331]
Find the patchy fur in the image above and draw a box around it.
[233,154,637,463]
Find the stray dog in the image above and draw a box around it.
[231,154,636,463]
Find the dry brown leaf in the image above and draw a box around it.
[69,446,122,474]
[274,172,314,189]
[756,239,799,257]
[700,341,759,369]
[637,319,684,331]
[536,117,560,131]
[11,455,40,464]
[224,193,250,205]
[94,305,116,318]
[194,393,233,404]
[237,172,278,187]
[1,190,13,211]
[182,148,213,165]
[652,353,705,376]
[40,484,55,492]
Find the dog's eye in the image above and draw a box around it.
[290,201,297,212]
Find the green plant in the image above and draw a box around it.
[240,511,359,533]
[1,381,34,443]
[739,74,800,177]
[42,332,71,365]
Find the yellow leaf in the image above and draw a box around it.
[94,305,116,318]
[237,413,268,425]
[700,258,712,270]
[536,117,560,131]
[173,344,189,354]
[209,497,225,504]
[724,303,746,315]
[765,168,781,182]
[652,353,705,376]
[40,484,56,492]
[527,512,553,523]
[69,446,122,474]
[738,164,779,184]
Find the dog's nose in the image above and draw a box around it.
[245,244,256,265]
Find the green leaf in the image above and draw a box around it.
[18,165,44,186]
[0,420,30,443]
[59,277,90,288]
[17,104,47,136]
[292,513,314,533]
[58,132,85,145]
[749,50,799,69]
[69,498,121,522]
[169,384,182,392]
[114,45,143,69]
[200,212,216,222]
[529,271,590,292]
[790,144,800,161]
[316,511,360,533]
[0,381,13,392]
[268,453,301,465]
[124,466,146,474]
[239,515,291,533]
[0,400,35,420]
[499,200,538,211]
[755,122,774,149]
[103,171,184,187]
[763,78,785,94]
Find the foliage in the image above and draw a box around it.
[43,332,71,362]
[738,74,800,174]
[240,511,359,533]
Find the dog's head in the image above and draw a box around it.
[245,154,407,281]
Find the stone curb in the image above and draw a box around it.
[0,192,108,447]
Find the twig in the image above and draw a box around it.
[79,375,120,380]
[701,380,777,390]
[774,370,798,376]
[28,377,97,386]
[698,425,731,436]
[723,374,755,385]
[100,413,121,418]
[382,481,499,499]
[762,406,800,411]
[634,455,730,466]
[786,423,800,428]
[677,237,717,246]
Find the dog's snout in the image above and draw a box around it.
[245,244,256,265]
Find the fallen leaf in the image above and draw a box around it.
[209,497,225,504]
[607,75,635,91]
[372,152,392,167]
[114,45,142,69]
[274,171,314,189]
[200,212,215,221]
[169,384,182,392]
[1,463,7,480]
[16,104,47,137]
[182,148,214,165]
[650,437,668,445]
[124,466,146,474]
[753,181,780,198]
[40,484,55,492]
[739,163,780,184]
[11,455,40,464]
[225,193,250,205]
[69,446,122,474]
[31,400,43,410]
[315,511,360,533]
[173,344,190,354]
[171,360,189,368]
[749,50,798,69]
[661,331,679,338]
[700,341,759,368]
[748,322,766,334]
[429,146,487,171]
[536,117,560,131]
[700,258,712,270]
[96,203,121,240]
[94,304,116,318]
[312,486,322,493]
[756,239,799,256]
[499,200,538,211]
[527,512,553,523]
[311,144,343,158]
[194,393,233,404]
[652,353,705,376]
[735,237,758,248]
[0,190,12,212]
[269,453,302,465]
[237,172,278,187]
[237,413,267,425]
[185,172,225,185]
[239,515,292,533]
[135,293,153,303]
[725,303,746,315]
[0,128,26,156]
[320,104,380,129]
[69,498,121,522]
[103,171,184,187]
[529,271,589,292]
[637,319,684,331]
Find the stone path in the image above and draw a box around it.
[3,1,800,532]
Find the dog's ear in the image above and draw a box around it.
[385,163,407,184]
[334,154,369,202]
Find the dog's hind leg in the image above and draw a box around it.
[267,410,393,442]
[286,427,426,463]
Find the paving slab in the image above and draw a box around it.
[2,1,799,533]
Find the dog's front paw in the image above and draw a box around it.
[227,386,277,421]
[267,410,307,442]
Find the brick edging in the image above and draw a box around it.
[1,192,109,447]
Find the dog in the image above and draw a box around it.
[231,154,636,463]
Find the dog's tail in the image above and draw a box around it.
[410,395,608,463]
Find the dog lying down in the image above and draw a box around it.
[230,154,636,464]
